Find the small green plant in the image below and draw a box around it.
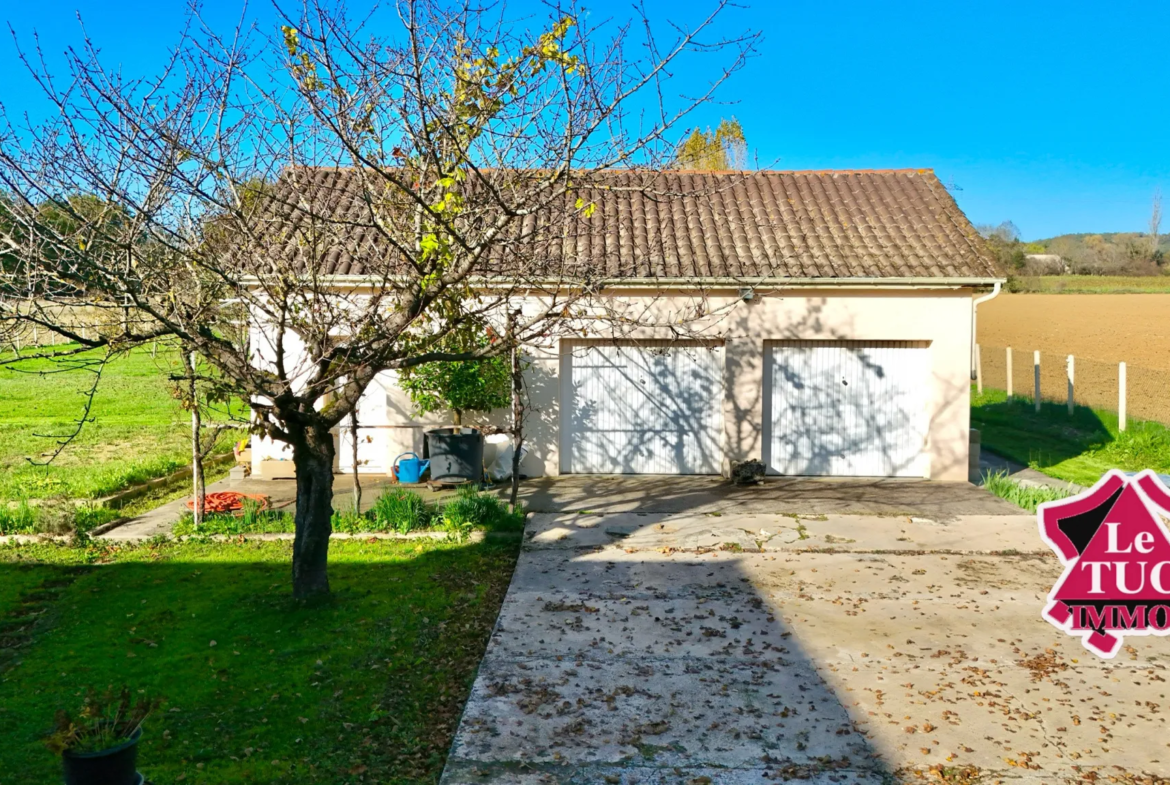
[439,485,525,537]
[240,497,264,529]
[981,470,1073,513]
[71,505,120,534]
[45,687,161,755]
[331,509,373,534]
[370,489,434,534]
[0,501,38,534]
[173,509,295,536]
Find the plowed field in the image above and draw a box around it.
[976,293,1170,423]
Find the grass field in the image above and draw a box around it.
[1008,275,1170,294]
[0,537,519,784]
[0,345,241,504]
[972,388,1170,487]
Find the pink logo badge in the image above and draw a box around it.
[1039,469,1170,658]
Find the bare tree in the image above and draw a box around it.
[0,0,755,597]
[1150,188,1162,260]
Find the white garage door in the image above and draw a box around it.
[765,341,929,477]
[562,341,724,474]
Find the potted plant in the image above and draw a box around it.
[46,687,161,785]
[399,329,510,484]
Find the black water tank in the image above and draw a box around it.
[425,428,483,483]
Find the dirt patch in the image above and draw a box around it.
[978,293,1170,423]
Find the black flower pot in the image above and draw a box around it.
[425,428,484,484]
[62,727,141,785]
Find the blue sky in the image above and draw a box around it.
[1,0,1166,240]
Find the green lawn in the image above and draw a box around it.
[0,345,242,503]
[972,387,1170,487]
[0,537,518,784]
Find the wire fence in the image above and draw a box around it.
[977,343,1170,426]
[1,302,127,352]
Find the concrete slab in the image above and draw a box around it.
[516,475,1023,519]
[443,512,1170,784]
[525,511,1045,554]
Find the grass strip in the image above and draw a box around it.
[972,387,1170,488]
[0,536,519,784]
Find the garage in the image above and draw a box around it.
[561,340,724,474]
[337,372,393,474]
[764,340,930,477]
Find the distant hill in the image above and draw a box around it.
[1025,232,1168,275]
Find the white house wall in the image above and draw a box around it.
[249,287,975,482]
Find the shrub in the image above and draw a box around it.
[370,489,434,534]
[396,329,511,427]
[438,485,525,536]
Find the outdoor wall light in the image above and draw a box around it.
[738,287,756,302]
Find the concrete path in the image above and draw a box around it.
[442,509,1170,784]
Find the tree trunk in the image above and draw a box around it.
[452,408,462,428]
[350,410,362,515]
[291,423,335,599]
[509,322,523,509]
[184,350,205,528]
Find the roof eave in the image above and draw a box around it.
[239,274,1006,290]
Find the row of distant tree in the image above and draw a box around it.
[979,191,1166,276]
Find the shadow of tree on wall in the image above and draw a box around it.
[564,340,724,474]
[559,294,973,482]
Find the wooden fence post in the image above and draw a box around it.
[1119,362,1127,432]
[1066,354,1075,415]
[1034,351,1041,413]
[975,344,983,396]
[1006,346,1013,399]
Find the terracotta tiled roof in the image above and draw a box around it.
[255,167,999,281]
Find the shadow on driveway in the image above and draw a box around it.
[515,475,1021,520]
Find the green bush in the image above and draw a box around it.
[438,485,525,537]
[166,487,525,538]
[369,489,434,534]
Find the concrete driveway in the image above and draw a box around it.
[514,475,1021,519]
[442,483,1170,784]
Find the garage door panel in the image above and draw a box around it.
[565,342,723,475]
[767,341,928,478]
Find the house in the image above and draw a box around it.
[1023,253,1069,275]
[250,168,1002,482]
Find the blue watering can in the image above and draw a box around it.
[393,452,429,484]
